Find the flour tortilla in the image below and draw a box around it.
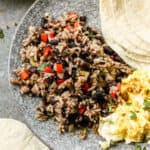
[102,21,150,63]
[123,0,150,51]
[125,51,150,63]
[100,0,150,67]
[0,119,49,150]
[125,0,150,43]
[100,0,150,59]
[103,35,150,70]
[103,26,150,65]
[110,0,150,55]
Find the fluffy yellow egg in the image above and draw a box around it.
[98,71,150,149]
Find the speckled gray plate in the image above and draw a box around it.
[8,0,147,150]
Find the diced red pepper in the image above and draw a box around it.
[78,105,86,115]
[40,33,48,43]
[74,22,80,28]
[55,64,63,73]
[110,90,116,99]
[44,67,53,73]
[20,71,29,80]
[117,82,121,91]
[56,79,64,85]
[43,47,51,57]
[49,33,55,39]
[83,83,89,92]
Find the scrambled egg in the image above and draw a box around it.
[98,71,150,149]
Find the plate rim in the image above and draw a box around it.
[8,0,39,79]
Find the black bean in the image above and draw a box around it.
[50,57,57,63]
[72,68,76,80]
[80,16,86,22]
[103,84,110,95]
[76,95,82,102]
[80,51,89,59]
[31,38,40,45]
[68,42,76,48]
[115,76,122,82]
[46,76,54,84]
[57,87,69,95]
[86,26,92,32]
[55,49,60,55]
[96,36,105,44]
[118,71,126,77]
[71,53,78,59]
[49,39,59,45]
[78,116,89,127]
[61,106,66,117]
[103,46,114,55]
[92,91,105,104]
[57,88,64,95]
[89,104,93,109]
[86,92,91,97]
[113,55,124,62]
[64,70,70,79]
[91,30,97,35]
[92,54,97,58]
[67,38,74,43]
[80,44,85,48]
[68,113,78,124]
[41,17,48,28]
[61,60,69,67]
[43,110,48,115]
[67,39,76,48]
[81,61,90,71]
[49,97,58,105]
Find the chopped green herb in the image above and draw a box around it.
[0,28,4,39]
[143,99,150,110]
[68,124,74,132]
[72,69,76,80]
[108,100,114,112]
[97,72,105,78]
[135,145,142,150]
[135,145,147,150]
[130,111,137,120]
[126,102,132,106]
[124,92,129,100]
[88,32,96,39]
[38,62,47,71]
[108,103,112,112]
[63,49,69,54]
[84,99,90,105]
[143,147,147,150]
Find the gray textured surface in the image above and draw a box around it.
[0,0,35,121]
[1,0,149,150]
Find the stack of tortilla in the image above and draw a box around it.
[99,0,150,70]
